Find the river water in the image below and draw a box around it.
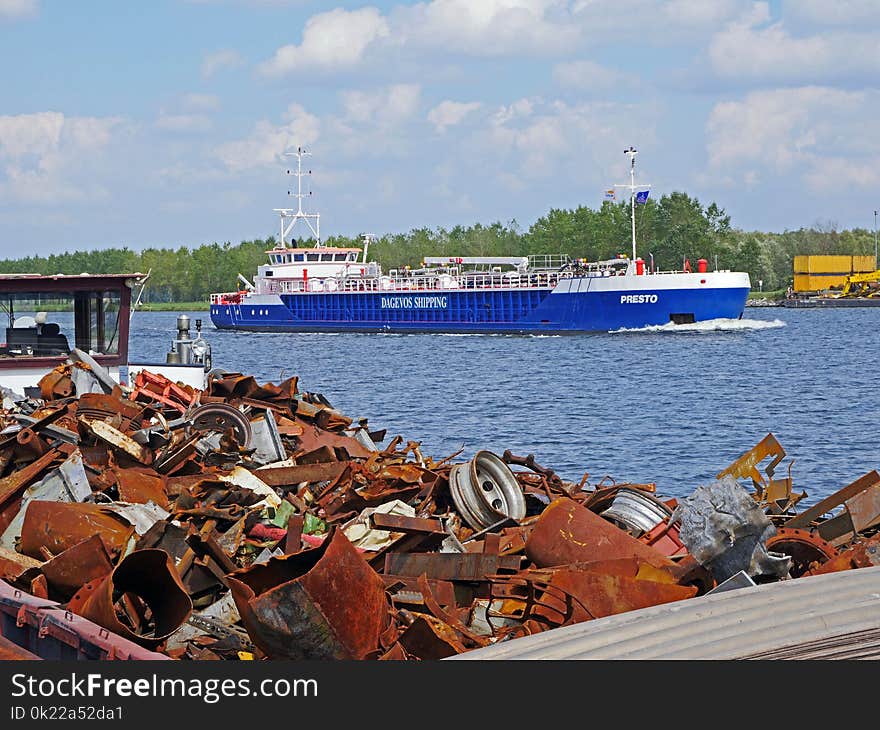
[129,307,879,506]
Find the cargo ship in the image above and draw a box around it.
[210,148,751,334]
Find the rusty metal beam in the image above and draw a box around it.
[383,552,522,581]
[370,513,446,536]
[787,471,880,528]
[254,461,349,488]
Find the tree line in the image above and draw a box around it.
[1,192,874,301]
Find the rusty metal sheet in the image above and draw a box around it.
[227,528,388,660]
[38,367,75,400]
[71,548,192,650]
[525,498,677,570]
[113,468,169,509]
[293,418,374,460]
[537,568,698,624]
[81,419,153,465]
[806,534,880,576]
[377,642,407,660]
[19,500,135,560]
[382,575,457,607]
[370,513,446,536]
[75,392,145,430]
[787,470,880,528]
[40,534,114,599]
[397,613,466,659]
[0,546,42,580]
[0,448,63,511]
[254,461,349,488]
[845,484,880,534]
[383,552,522,581]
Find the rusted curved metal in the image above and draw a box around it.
[227,528,388,660]
[71,548,192,650]
[765,527,838,578]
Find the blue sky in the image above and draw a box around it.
[1,0,878,257]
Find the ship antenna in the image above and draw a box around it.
[273,146,321,247]
[615,146,651,263]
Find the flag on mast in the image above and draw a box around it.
[604,189,616,201]
[635,190,649,205]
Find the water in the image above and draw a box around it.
[129,308,880,506]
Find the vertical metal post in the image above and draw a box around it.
[874,210,877,269]
[630,154,637,262]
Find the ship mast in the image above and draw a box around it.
[614,146,650,263]
[274,146,321,247]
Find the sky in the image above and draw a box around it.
[1,0,879,257]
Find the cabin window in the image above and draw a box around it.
[334,253,348,261]
[293,254,305,262]
[0,289,120,359]
[320,253,333,262]
[285,254,292,263]
[306,253,320,262]
[348,253,358,262]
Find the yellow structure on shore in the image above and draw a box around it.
[793,255,876,293]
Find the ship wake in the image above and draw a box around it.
[610,317,786,334]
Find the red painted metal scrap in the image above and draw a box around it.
[227,528,389,660]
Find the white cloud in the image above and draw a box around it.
[709,7,880,85]
[472,97,655,187]
[571,0,751,43]
[0,112,123,202]
[395,0,579,56]
[0,0,37,20]
[552,60,636,91]
[216,103,320,172]
[259,7,389,75]
[783,0,880,26]
[427,101,482,132]
[201,49,245,78]
[341,84,420,125]
[804,156,880,191]
[704,87,880,191]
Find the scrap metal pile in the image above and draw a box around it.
[2,362,880,660]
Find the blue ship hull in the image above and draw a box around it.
[210,283,750,334]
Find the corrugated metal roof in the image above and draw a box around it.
[450,565,880,660]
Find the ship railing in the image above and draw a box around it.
[528,254,572,271]
[210,291,243,304]
[267,272,568,293]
